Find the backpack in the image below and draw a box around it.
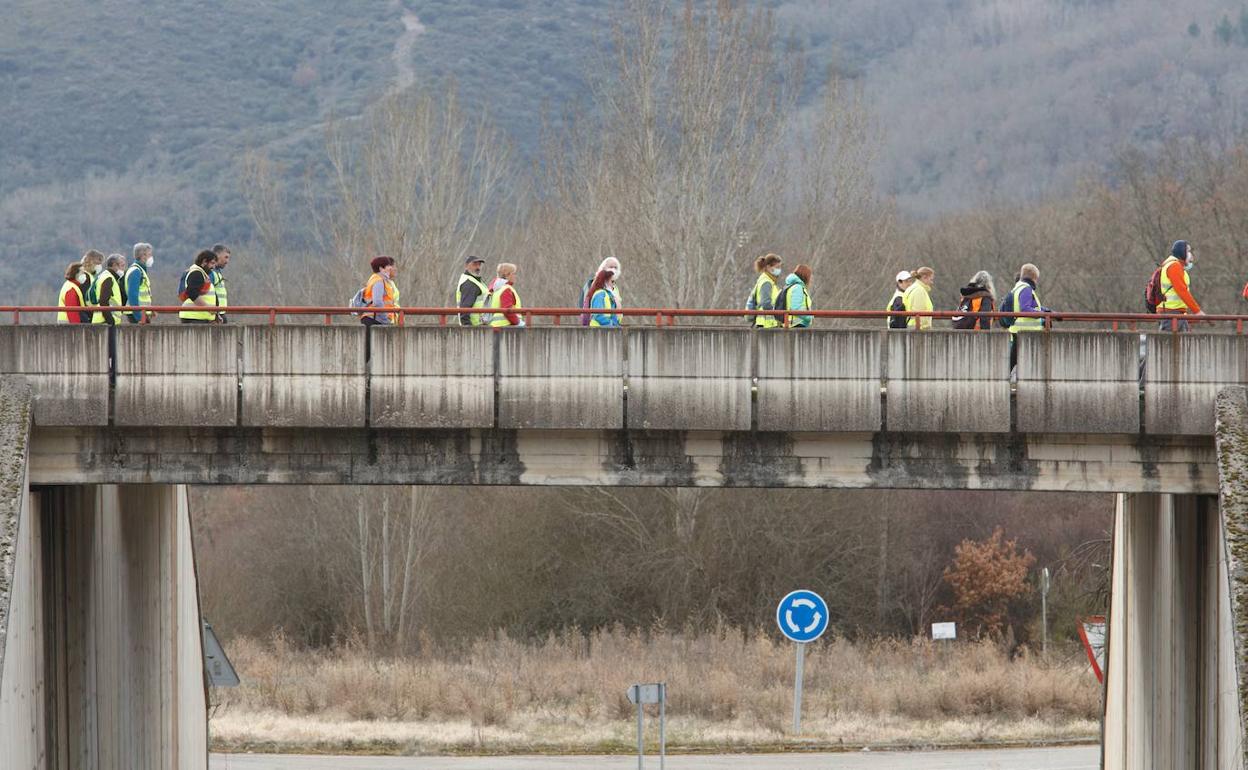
[774,285,793,326]
[888,293,907,330]
[997,290,1014,329]
[952,296,981,330]
[349,287,368,315]
[1144,266,1164,313]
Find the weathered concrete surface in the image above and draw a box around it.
[1215,386,1248,767]
[115,326,238,426]
[885,331,1010,433]
[0,326,108,426]
[499,328,623,429]
[627,329,751,431]
[1017,332,1140,434]
[28,426,1218,493]
[242,326,365,427]
[1146,334,1248,436]
[370,327,493,428]
[0,377,31,700]
[27,484,207,769]
[757,330,881,432]
[1103,493,1244,769]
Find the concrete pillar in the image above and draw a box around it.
[0,484,207,769]
[1104,492,1243,769]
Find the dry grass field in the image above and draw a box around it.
[209,629,1100,755]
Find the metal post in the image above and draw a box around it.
[636,688,644,770]
[1041,567,1050,657]
[792,641,805,733]
[659,683,666,770]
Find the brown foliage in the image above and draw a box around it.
[942,527,1036,640]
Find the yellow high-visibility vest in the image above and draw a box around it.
[91,271,123,325]
[180,265,218,321]
[456,273,489,326]
[488,284,523,327]
[57,280,84,324]
[1158,257,1192,311]
[1009,281,1045,334]
[752,273,779,329]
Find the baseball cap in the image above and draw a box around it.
[895,270,912,282]
[465,255,485,265]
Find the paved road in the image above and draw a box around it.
[211,745,1097,769]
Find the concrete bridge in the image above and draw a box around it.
[1,324,1247,768]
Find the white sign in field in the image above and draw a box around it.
[931,622,957,640]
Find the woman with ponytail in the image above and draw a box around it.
[746,253,784,329]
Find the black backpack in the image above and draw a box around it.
[997,290,1014,329]
[888,294,907,329]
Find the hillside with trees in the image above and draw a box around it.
[8,0,1248,304]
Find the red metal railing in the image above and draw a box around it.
[1,305,1244,332]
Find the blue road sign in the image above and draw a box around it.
[776,589,829,643]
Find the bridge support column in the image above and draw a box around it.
[1103,492,1243,769]
[0,483,206,769]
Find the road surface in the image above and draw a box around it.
[211,745,1097,769]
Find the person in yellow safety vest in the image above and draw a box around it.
[456,255,489,326]
[80,249,105,306]
[903,266,935,329]
[57,262,90,324]
[360,255,401,326]
[1005,263,1050,373]
[125,242,155,324]
[211,243,231,323]
[747,253,783,328]
[1158,240,1204,332]
[91,254,128,326]
[179,250,219,324]
[780,264,813,328]
[488,262,524,327]
[887,270,914,329]
[588,266,623,327]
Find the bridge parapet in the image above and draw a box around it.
[3,326,1247,436]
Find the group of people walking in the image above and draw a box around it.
[53,238,1209,335]
[56,244,232,324]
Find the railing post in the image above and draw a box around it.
[12,309,19,325]
[439,313,447,327]
[268,308,277,325]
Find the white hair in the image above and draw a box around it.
[971,270,996,298]
[597,257,620,273]
[132,242,152,260]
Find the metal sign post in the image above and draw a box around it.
[1041,566,1051,657]
[627,682,666,769]
[775,590,829,734]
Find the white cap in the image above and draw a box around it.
[895,270,913,282]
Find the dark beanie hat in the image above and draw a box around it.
[1171,240,1189,259]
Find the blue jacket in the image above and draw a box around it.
[125,263,150,323]
[590,287,621,327]
[783,273,812,327]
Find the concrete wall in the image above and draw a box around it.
[885,331,1010,432]
[0,327,108,426]
[115,327,238,426]
[1146,335,1248,436]
[757,330,881,432]
[242,326,364,427]
[0,378,43,770]
[1017,332,1140,434]
[32,484,207,769]
[1103,493,1244,770]
[30,425,1220,493]
[627,329,752,431]
[499,328,623,429]
[7,326,1247,437]
[1215,387,1248,767]
[369,327,493,428]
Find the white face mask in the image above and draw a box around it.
[76,272,88,284]
[145,256,154,268]
[769,267,782,277]
[91,264,102,274]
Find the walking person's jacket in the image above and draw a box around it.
[780,273,812,328]
[952,282,995,330]
[362,272,400,325]
[488,278,523,327]
[125,262,152,323]
[903,281,932,330]
[750,273,780,328]
[1159,255,1200,313]
[1005,278,1048,333]
[91,269,125,326]
[886,289,907,329]
[57,279,87,324]
[457,271,489,326]
[590,286,622,327]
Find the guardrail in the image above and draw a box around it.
[2,304,1244,331]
